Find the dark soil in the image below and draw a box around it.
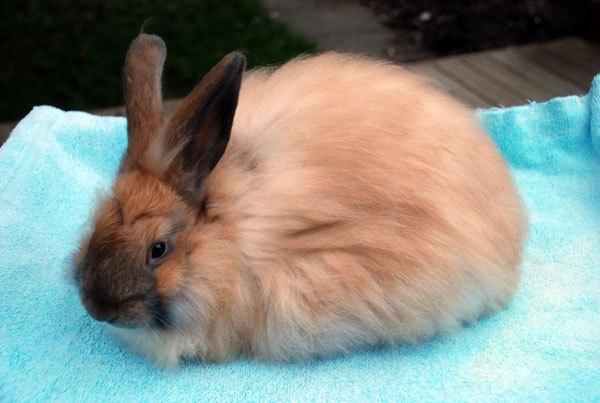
[360,0,590,56]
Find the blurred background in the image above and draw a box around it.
[1,0,599,141]
[1,1,315,122]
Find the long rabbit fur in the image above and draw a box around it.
[74,34,526,367]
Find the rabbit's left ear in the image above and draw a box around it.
[122,34,167,171]
[162,52,246,203]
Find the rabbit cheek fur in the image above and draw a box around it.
[76,34,526,367]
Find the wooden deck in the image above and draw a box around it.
[407,37,600,108]
[1,37,599,146]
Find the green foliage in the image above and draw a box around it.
[1,0,315,120]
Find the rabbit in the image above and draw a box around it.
[73,34,526,367]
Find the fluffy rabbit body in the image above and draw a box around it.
[74,35,526,366]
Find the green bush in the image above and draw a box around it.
[1,0,315,121]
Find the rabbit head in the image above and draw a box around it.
[73,34,245,329]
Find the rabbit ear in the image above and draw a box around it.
[122,34,166,171]
[162,52,246,203]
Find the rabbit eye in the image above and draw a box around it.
[150,241,168,260]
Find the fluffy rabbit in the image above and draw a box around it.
[74,34,526,366]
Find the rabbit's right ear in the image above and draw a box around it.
[122,34,166,172]
[160,52,246,205]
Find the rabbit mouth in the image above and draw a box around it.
[107,318,142,329]
[81,290,172,330]
[103,313,162,329]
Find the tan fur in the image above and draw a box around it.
[78,43,526,366]
[121,35,166,173]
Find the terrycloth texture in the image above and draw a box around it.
[1,78,600,402]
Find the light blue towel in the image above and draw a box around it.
[1,77,599,402]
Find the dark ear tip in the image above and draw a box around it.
[225,51,247,74]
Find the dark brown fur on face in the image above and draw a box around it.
[75,34,246,329]
[75,172,190,328]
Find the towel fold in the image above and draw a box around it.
[1,76,599,401]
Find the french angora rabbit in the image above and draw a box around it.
[74,34,526,366]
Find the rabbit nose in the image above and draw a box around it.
[86,304,132,327]
[85,304,118,323]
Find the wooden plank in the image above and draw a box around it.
[434,58,525,106]
[543,37,600,75]
[163,99,182,117]
[488,47,585,96]
[91,99,182,118]
[517,42,594,90]
[92,105,125,117]
[407,63,492,108]
[461,55,555,102]
[0,122,17,146]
